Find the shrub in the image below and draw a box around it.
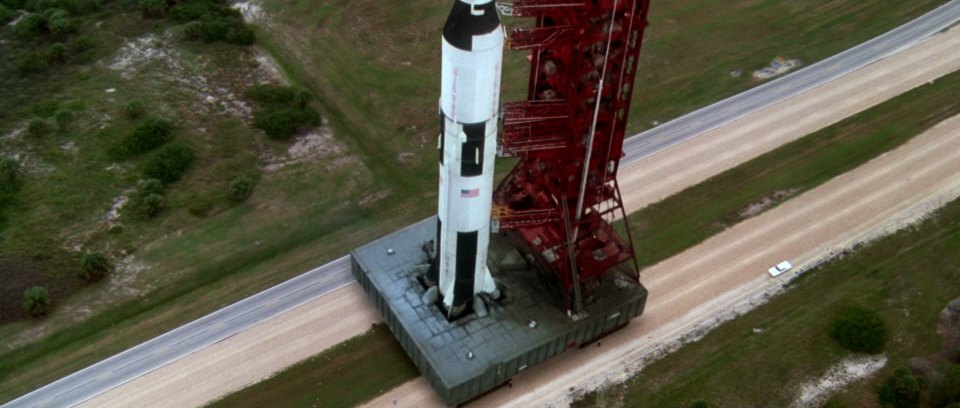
[689,400,709,408]
[121,117,174,156]
[878,368,921,408]
[124,178,165,219]
[54,109,73,130]
[944,364,960,405]
[169,1,211,22]
[225,24,254,45]
[0,157,21,194]
[22,286,51,317]
[0,4,15,24]
[185,192,213,216]
[253,107,320,140]
[27,117,50,137]
[44,8,75,37]
[182,20,203,40]
[142,143,195,184]
[17,52,48,76]
[46,42,68,64]
[32,100,59,117]
[245,85,297,105]
[79,252,110,282]
[69,34,96,62]
[138,0,165,18]
[830,305,888,353]
[14,13,46,39]
[123,99,147,119]
[228,175,254,202]
[1,0,24,10]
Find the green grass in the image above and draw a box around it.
[203,36,960,408]
[0,0,951,403]
[626,67,960,270]
[207,324,419,408]
[572,188,960,408]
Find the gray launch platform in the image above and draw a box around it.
[351,217,647,406]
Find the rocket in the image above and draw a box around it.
[430,0,503,318]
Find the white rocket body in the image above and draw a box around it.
[436,0,502,316]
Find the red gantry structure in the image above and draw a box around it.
[494,0,652,314]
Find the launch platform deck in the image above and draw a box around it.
[351,217,647,406]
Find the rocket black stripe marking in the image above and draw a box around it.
[439,113,445,165]
[442,1,500,51]
[428,219,441,284]
[460,122,485,177]
[453,231,478,306]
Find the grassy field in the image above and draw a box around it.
[207,324,419,408]
[206,43,960,408]
[0,0,951,403]
[574,194,960,408]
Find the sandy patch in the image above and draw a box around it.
[261,127,359,172]
[232,1,265,23]
[792,355,887,408]
[107,33,253,120]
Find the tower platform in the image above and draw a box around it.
[351,217,647,406]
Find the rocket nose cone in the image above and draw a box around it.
[443,0,501,51]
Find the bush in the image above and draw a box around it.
[32,100,59,117]
[1,0,24,10]
[14,13,46,38]
[0,157,21,194]
[22,286,51,317]
[123,100,147,119]
[27,117,50,137]
[185,192,213,216]
[138,0,165,18]
[228,175,254,202]
[245,85,297,105]
[253,107,320,140]
[689,400,709,408]
[125,178,165,219]
[46,42,68,64]
[830,305,888,353]
[43,8,71,35]
[944,364,960,405]
[878,368,921,408]
[17,52,48,76]
[142,143,195,184]
[225,24,254,45]
[0,4,15,24]
[121,117,174,156]
[169,1,212,22]
[79,252,110,282]
[54,109,73,130]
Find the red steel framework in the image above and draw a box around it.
[493,0,651,313]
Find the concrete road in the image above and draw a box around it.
[6,1,960,407]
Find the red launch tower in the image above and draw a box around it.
[494,0,652,314]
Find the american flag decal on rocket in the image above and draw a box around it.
[461,188,479,198]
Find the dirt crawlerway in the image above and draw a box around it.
[81,27,960,408]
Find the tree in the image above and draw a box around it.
[830,305,888,353]
[228,175,254,202]
[121,117,174,156]
[23,286,51,317]
[0,5,16,25]
[878,368,921,408]
[79,252,110,282]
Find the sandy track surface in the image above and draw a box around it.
[365,94,960,408]
[82,27,960,408]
